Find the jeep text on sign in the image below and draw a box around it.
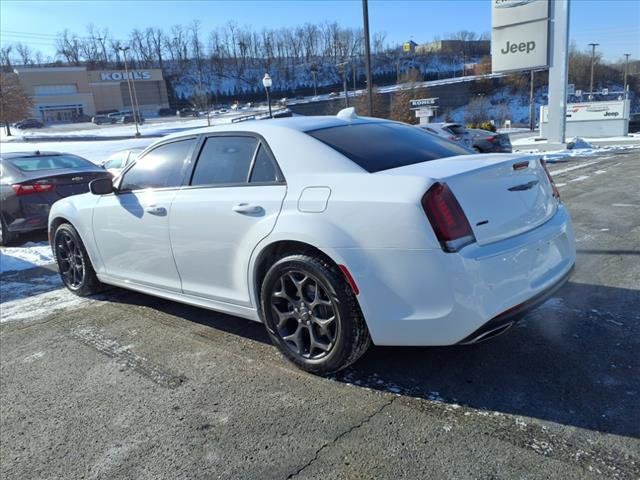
[491,18,548,72]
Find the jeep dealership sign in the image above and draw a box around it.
[99,71,152,81]
[540,99,631,138]
[491,0,549,73]
[541,101,627,123]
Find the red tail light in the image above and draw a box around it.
[539,159,561,201]
[12,183,55,196]
[486,136,496,143]
[421,182,476,252]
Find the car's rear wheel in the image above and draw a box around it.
[260,254,371,375]
[53,223,102,296]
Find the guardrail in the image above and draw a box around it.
[231,108,292,123]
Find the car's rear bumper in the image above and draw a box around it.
[332,204,576,346]
[457,263,574,344]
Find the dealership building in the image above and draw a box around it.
[13,66,170,122]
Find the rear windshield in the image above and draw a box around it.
[7,154,94,172]
[446,124,467,135]
[306,122,471,173]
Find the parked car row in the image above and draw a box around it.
[92,111,145,125]
[420,122,512,153]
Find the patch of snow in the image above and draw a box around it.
[0,242,54,273]
[567,137,593,150]
[0,286,97,324]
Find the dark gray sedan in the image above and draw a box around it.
[0,151,111,245]
[467,129,512,153]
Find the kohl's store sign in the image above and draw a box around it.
[99,71,152,81]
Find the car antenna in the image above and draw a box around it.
[336,107,358,121]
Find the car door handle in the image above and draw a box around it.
[232,203,263,215]
[145,205,167,216]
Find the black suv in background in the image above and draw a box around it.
[14,119,44,129]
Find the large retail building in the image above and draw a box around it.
[14,66,170,122]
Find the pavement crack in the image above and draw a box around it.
[286,396,396,479]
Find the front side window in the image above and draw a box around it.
[120,139,195,191]
[191,136,258,186]
[104,152,126,170]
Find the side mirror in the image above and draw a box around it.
[90,177,115,195]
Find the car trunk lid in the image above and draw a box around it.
[381,154,557,246]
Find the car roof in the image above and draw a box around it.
[161,115,390,142]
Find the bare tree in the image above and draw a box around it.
[0,72,33,136]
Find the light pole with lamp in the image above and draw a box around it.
[262,73,273,118]
[118,45,140,137]
[588,42,599,100]
[623,53,631,98]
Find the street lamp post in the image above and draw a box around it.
[262,73,273,118]
[362,0,374,116]
[310,65,318,97]
[118,45,140,137]
[588,42,599,100]
[337,62,349,108]
[623,53,631,98]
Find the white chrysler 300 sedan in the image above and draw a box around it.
[49,110,576,374]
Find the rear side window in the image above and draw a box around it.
[120,138,195,191]
[306,122,471,173]
[191,136,258,186]
[249,145,279,183]
[7,154,94,172]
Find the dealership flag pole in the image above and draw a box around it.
[546,0,570,145]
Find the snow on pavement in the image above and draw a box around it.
[1,285,98,324]
[0,242,55,273]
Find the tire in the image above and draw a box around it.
[473,146,482,153]
[53,223,102,296]
[260,254,371,375]
[0,216,17,246]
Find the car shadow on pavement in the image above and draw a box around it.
[334,281,640,439]
[99,280,639,439]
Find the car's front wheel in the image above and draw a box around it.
[260,254,371,375]
[53,223,102,296]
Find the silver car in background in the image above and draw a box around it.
[101,147,145,177]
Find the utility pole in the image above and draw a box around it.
[588,42,599,99]
[529,69,535,131]
[623,53,631,98]
[362,0,374,116]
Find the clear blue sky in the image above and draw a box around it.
[1,0,638,61]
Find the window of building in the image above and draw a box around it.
[34,84,78,96]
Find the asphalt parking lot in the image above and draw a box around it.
[1,149,639,479]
